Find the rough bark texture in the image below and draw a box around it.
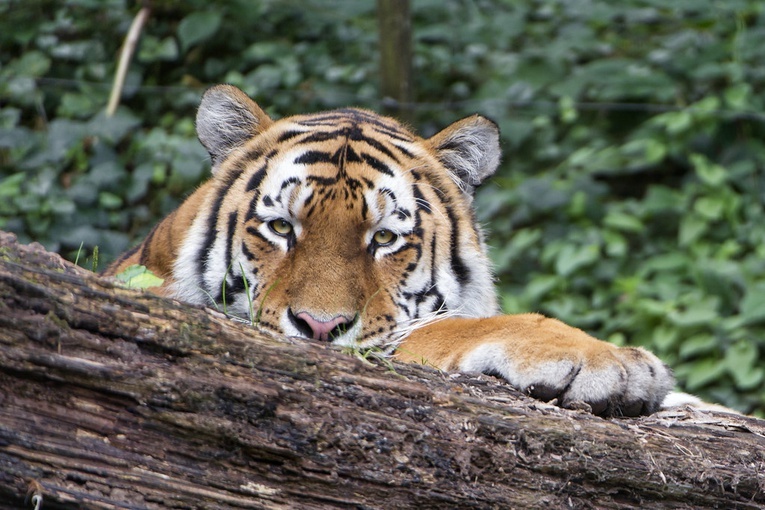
[1,231,764,509]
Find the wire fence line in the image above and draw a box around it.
[20,74,765,123]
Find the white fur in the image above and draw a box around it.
[169,199,217,305]
[459,343,584,396]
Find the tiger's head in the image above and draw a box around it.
[166,85,500,349]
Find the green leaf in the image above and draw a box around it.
[667,298,719,328]
[603,211,644,233]
[682,358,727,391]
[603,230,627,257]
[678,214,707,247]
[98,191,123,210]
[724,341,763,390]
[115,265,164,290]
[13,50,51,78]
[178,11,222,52]
[723,83,751,111]
[555,244,600,277]
[740,284,765,325]
[138,35,178,62]
[693,196,725,221]
[690,154,727,187]
[678,333,717,359]
[558,95,577,123]
[642,253,688,273]
[653,324,679,352]
[525,275,559,302]
[0,173,25,198]
[663,111,692,135]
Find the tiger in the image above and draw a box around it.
[105,84,675,417]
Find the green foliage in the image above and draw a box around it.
[115,264,164,290]
[1,0,764,414]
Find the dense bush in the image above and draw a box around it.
[1,0,763,415]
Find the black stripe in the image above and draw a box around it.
[295,150,333,165]
[246,225,275,246]
[430,235,438,283]
[343,145,362,163]
[296,110,411,139]
[277,130,304,142]
[445,206,470,286]
[412,185,432,215]
[362,153,394,176]
[297,130,342,143]
[371,125,413,143]
[243,146,264,162]
[395,208,411,220]
[358,136,400,163]
[245,193,260,223]
[245,164,267,192]
[293,125,407,165]
[306,175,337,186]
[414,169,450,204]
[302,190,315,210]
[197,168,244,288]
[382,187,397,202]
[391,142,415,159]
[223,274,248,307]
[241,240,256,261]
[229,147,265,171]
[139,223,161,266]
[225,210,238,272]
[280,176,301,189]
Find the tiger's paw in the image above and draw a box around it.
[462,341,674,417]
[525,346,674,417]
[395,314,675,417]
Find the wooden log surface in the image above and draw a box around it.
[0,231,764,509]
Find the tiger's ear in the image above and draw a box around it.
[427,115,501,194]
[196,85,273,170]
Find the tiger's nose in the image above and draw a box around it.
[289,310,353,341]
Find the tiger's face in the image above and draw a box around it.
[163,85,501,349]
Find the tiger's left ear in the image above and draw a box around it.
[427,115,501,194]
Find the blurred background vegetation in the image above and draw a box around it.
[1,0,764,415]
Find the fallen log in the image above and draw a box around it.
[0,231,763,509]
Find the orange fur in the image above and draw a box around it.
[394,313,618,370]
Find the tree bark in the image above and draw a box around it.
[377,0,413,122]
[0,231,764,509]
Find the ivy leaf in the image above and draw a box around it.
[178,11,222,53]
[682,358,727,391]
[740,283,765,325]
[690,153,727,187]
[116,265,164,290]
[725,341,763,390]
[555,244,600,277]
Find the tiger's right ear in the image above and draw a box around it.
[196,85,273,170]
[426,114,501,195]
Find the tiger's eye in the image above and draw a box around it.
[373,229,397,246]
[269,219,293,236]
